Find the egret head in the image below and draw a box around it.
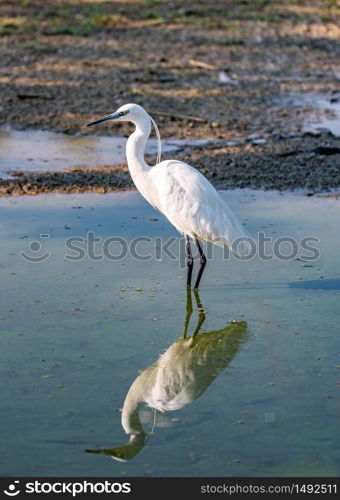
[86,102,162,164]
[86,103,147,127]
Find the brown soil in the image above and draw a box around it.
[0,0,340,196]
[1,132,339,196]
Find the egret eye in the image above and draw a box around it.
[119,110,129,116]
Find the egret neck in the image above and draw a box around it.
[126,115,157,206]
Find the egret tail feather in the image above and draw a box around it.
[219,199,250,258]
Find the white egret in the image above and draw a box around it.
[87,103,247,289]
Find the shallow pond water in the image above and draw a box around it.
[0,189,339,477]
[303,95,340,138]
[286,93,340,137]
[0,128,200,179]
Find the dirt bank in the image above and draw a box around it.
[0,1,339,196]
[1,132,339,196]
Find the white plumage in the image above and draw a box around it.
[149,159,246,248]
[87,103,247,288]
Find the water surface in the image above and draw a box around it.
[0,129,195,179]
[0,190,339,477]
[289,93,340,137]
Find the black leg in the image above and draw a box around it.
[182,287,193,338]
[193,237,207,290]
[185,235,194,288]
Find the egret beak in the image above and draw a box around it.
[86,112,121,127]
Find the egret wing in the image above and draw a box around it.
[150,160,246,251]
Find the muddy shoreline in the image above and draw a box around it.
[1,131,339,197]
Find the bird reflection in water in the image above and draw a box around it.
[86,288,247,462]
